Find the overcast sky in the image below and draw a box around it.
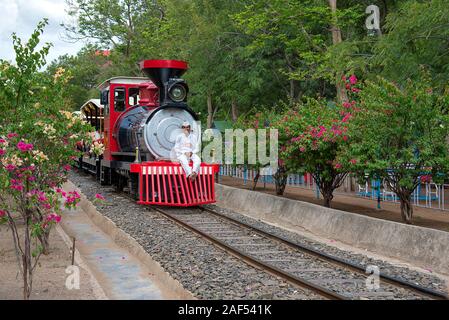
[0,0,85,66]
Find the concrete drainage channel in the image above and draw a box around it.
[62,180,195,300]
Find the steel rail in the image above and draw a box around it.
[152,206,348,300]
[199,206,448,300]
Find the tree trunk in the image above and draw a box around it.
[38,230,50,255]
[231,98,238,122]
[328,0,348,104]
[399,194,413,224]
[252,169,260,190]
[319,178,335,208]
[207,94,213,129]
[273,166,287,196]
[23,215,32,300]
[322,187,334,208]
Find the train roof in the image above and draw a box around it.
[97,77,154,90]
[80,99,103,116]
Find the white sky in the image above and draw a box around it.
[0,0,85,66]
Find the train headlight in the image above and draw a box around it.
[168,84,187,102]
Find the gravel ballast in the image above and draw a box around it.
[69,171,448,299]
[69,172,321,299]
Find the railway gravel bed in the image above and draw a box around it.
[203,204,448,294]
[69,172,322,299]
[159,207,442,299]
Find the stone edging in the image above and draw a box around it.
[63,180,196,300]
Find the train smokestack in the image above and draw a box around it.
[139,60,189,106]
[139,59,188,87]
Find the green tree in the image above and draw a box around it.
[47,45,112,109]
[341,73,449,223]
[373,0,449,89]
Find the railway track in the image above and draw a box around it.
[153,205,448,300]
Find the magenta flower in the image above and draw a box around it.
[0,210,6,218]
[341,113,352,123]
[63,164,71,171]
[17,141,33,152]
[349,75,358,85]
[46,213,61,223]
[10,184,24,191]
[0,138,6,144]
[95,193,105,201]
[0,149,5,156]
[342,102,351,109]
[5,164,16,172]
[334,163,342,169]
[7,133,18,139]
[349,159,357,165]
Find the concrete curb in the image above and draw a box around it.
[55,224,109,300]
[63,180,195,300]
[215,183,449,276]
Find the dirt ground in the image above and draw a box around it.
[218,176,449,233]
[0,222,98,300]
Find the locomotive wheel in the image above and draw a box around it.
[100,166,111,185]
[129,173,139,200]
[113,171,126,192]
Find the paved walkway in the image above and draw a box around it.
[61,207,170,300]
[218,176,449,233]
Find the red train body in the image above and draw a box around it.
[78,60,219,206]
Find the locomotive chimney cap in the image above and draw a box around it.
[139,59,188,88]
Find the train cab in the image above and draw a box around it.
[98,77,159,162]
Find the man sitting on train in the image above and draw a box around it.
[173,121,201,181]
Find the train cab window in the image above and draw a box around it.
[129,87,139,107]
[114,88,126,112]
[101,90,109,115]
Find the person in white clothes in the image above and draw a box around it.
[174,121,201,181]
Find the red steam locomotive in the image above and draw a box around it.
[78,60,219,207]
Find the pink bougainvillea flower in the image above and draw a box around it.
[46,213,61,223]
[5,164,16,172]
[349,159,357,165]
[349,75,358,85]
[334,163,342,169]
[10,184,24,191]
[0,149,5,156]
[63,164,71,171]
[17,141,33,152]
[351,87,360,93]
[0,138,6,144]
[299,147,306,152]
[341,113,352,123]
[7,133,18,139]
[0,210,6,218]
[95,193,105,201]
[28,176,36,182]
[342,102,351,109]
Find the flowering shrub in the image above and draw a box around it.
[340,73,449,223]
[0,20,93,299]
[232,107,285,193]
[93,193,108,206]
[272,75,360,207]
[90,141,105,157]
